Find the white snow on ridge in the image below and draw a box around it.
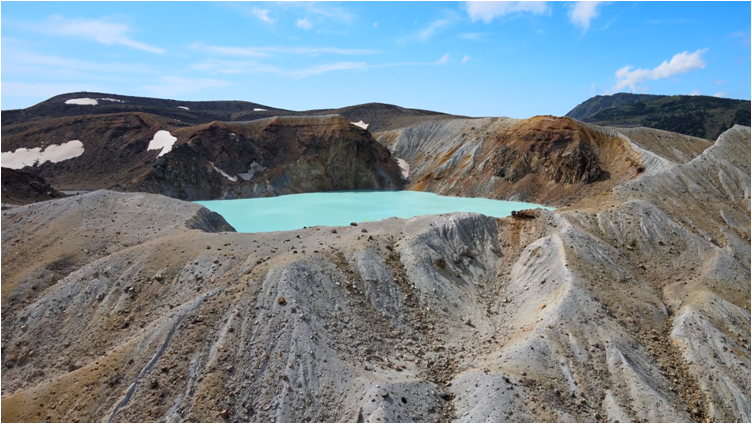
[147,130,177,157]
[65,98,98,105]
[210,162,238,182]
[238,161,266,180]
[253,108,267,112]
[177,106,190,110]
[65,97,126,106]
[1,140,85,169]
[351,120,369,130]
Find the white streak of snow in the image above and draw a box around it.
[177,106,190,110]
[238,161,266,180]
[253,108,267,112]
[99,98,125,103]
[65,98,98,105]
[351,120,369,129]
[396,158,410,179]
[1,140,85,169]
[147,130,178,157]
[210,162,238,182]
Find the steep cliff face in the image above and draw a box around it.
[2,113,403,200]
[126,115,403,200]
[376,116,645,206]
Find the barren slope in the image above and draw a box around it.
[2,127,749,423]
[2,113,403,200]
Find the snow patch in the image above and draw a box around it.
[253,108,267,112]
[147,130,178,157]
[396,158,410,179]
[238,161,266,181]
[99,98,125,103]
[351,120,369,130]
[210,162,238,182]
[1,140,85,169]
[65,98,98,106]
[177,106,190,110]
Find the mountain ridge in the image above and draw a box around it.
[566,93,751,140]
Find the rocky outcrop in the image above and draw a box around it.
[2,112,403,200]
[1,127,749,423]
[126,115,403,200]
[1,167,66,205]
[376,115,646,206]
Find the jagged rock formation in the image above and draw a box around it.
[1,168,66,206]
[376,115,655,206]
[2,113,403,200]
[126,115,403,199]
[1,126,749,423]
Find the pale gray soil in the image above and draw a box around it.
[1,126,749,423]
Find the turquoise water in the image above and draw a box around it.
[196,191,552,233]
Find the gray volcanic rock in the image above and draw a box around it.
[1,127,749,423]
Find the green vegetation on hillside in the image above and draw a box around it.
[567,93,751,140]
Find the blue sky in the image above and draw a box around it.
[2,1,750,118]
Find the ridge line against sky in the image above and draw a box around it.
[2,1,750,118]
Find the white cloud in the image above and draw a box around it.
[190,42,270,58]
[569,2,604,33]
[465,1,548,23]
[35,16,164,53]
[287,62,369,78]
[459,32,487,41]
[373,22,378,28]
[690,89,701,96]
[191,42,376,57]
[714,79,727,85]
[295,3,354,24]
[412,18,452,42]
[284,57,452,79]
[4,49,150,74]
[138,76,231,97]
[191,58,280,75]
[611,49,708,92]
[252,7,276,24]
[462,55,470,64]
[296,18,313,30]
[713,92,728,98]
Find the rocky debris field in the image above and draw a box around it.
[1,126,749,422]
